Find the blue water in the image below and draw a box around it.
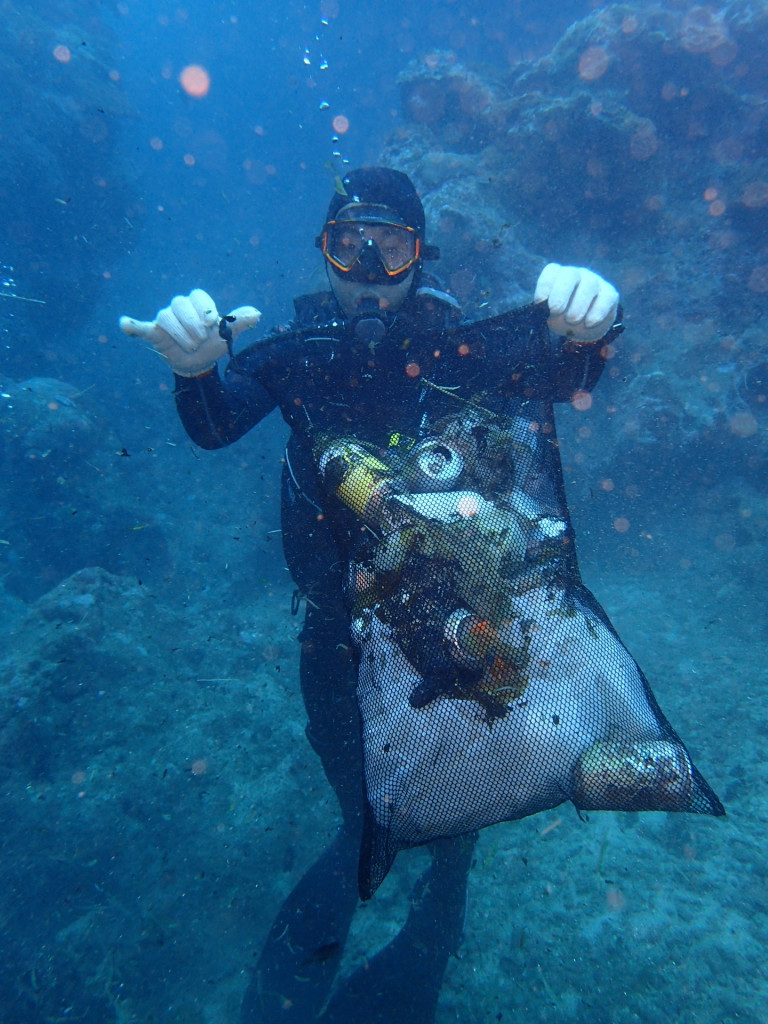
[1,1,765,1022]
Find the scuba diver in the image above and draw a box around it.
[120,167,719,1023]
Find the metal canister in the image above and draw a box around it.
[316,441,393,523]
[571,740,694,812]
[404,438,465,492]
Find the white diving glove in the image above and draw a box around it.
[119,288,261,376]
[534,263,619,343]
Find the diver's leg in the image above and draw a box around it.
[323,831,477,1024]
[239,828,359,1023]
[298,582,364,832]
[241,588,362,1023]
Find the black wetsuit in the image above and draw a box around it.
[173,287,618,1024]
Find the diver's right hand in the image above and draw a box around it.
[119,289,261,377]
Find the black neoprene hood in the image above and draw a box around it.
[323,166,439,259]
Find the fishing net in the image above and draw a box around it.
[311,324,724,899]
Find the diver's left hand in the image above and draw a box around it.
[534,263,619,343]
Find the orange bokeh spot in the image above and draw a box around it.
[53,45,71,63]
[729,412,758,437]
[630,128,659,161]
[578,46,611,81]
[405,362,421,378]
[680,7,729,54]
[709,199,726,216]
[456,495,480,518]
[179,64,211,98]
[703,187,718,202]
[613,517,630,534]
[748,265,768,293]
[606,887,625,911]
[457,343,470,356]
[714,533,736,553]
[742,181,768,208]
[332,114,350,134]
[571,390,592,411]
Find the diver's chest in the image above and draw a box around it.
[283,348,472,441]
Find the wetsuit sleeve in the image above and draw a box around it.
[173,345,277,449]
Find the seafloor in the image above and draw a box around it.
[0,430,762,1023]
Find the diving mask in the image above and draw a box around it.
[318,204,421,279]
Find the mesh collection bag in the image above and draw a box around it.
[312,329,724,899]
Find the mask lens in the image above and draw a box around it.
[323,221,418,275]
[371,224,417,272]
[325,223,366,269]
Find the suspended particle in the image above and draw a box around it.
[456,495,480,518]
[578,46,610,81]
[742,181,768,208]
[320,58,329,70]
[319,100,330,110]
[571,390,593,411]
[179,64,211,98]
[729,412,758,437]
